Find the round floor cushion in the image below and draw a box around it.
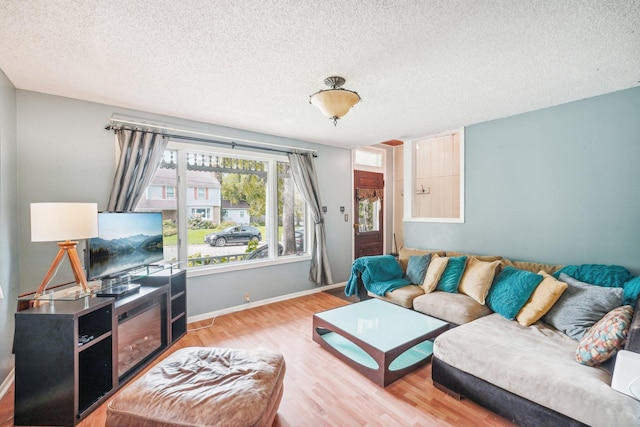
[107,347,286,427]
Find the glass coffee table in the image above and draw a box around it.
[313,298,450,386]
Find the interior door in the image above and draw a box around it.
[354,170,384,258]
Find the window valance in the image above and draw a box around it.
[356,188,383,202]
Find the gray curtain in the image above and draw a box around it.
[288,152,333,285]
[108,129,169,212]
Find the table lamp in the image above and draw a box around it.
[31,202,98,298]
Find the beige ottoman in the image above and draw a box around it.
[107,347,286,427]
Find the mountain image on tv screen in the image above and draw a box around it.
[88,212,164,279]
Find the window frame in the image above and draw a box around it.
[404,128,465,224]
[165,140,311,276]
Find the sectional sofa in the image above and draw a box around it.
[358,248,640,427]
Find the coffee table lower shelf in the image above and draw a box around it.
[315,328,435,385]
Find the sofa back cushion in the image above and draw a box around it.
[398,247,445,271]
[500,258,563,275]
[445,251,502,263]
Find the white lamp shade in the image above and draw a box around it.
[31,203,98,242]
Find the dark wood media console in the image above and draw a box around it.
[14,268,187,426]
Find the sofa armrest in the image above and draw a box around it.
[624,296,640,353]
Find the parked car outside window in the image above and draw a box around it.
[245,243,284,260]
[204,225,261,247]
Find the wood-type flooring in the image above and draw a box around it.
[0,291,515,426]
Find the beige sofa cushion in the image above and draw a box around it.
[398,247,445,271]
[369,285,424,308]
[445,251,502,263]
[413,291,492,325]
[501,258,563,274]
[434,314,640,427]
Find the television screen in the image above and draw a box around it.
[87,212,164,279]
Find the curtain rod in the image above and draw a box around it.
[105,116,318,157]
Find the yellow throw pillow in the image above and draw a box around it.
[458,257,501,305]
[516,271,568,326]
[422,255,449,293]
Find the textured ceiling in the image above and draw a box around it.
[1,1,639,149]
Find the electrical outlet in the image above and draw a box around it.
[244,292,251,303]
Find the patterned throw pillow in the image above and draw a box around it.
[575,305,634,366]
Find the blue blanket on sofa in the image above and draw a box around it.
[345,255,410,297]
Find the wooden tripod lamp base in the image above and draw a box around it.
[34,240,90,298]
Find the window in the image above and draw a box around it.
[354,147,383,169]
[165,186,175,199]
[405,129,464,223]
[190,207,212,220]
[358,198,380,232]
[134,141,308,269]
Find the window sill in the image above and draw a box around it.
[186,253,312,278]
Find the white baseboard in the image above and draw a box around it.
[187,281,347,323]
[0,367,14,402]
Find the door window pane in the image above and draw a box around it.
[358,199,380,232]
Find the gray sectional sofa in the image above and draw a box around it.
[359,248,640,427]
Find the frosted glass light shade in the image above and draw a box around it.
[31,203,98,242]
[310,88,361,120]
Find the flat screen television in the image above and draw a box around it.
[87,212,164,280]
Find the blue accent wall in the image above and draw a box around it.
[405,87,640,274]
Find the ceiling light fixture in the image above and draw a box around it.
[309,76,361,126]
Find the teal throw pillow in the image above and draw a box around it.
[405,254,432,285]
[623,276,640,306]
[436,256,467,293]
[553,264,631,288]
[487,267,544,320]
